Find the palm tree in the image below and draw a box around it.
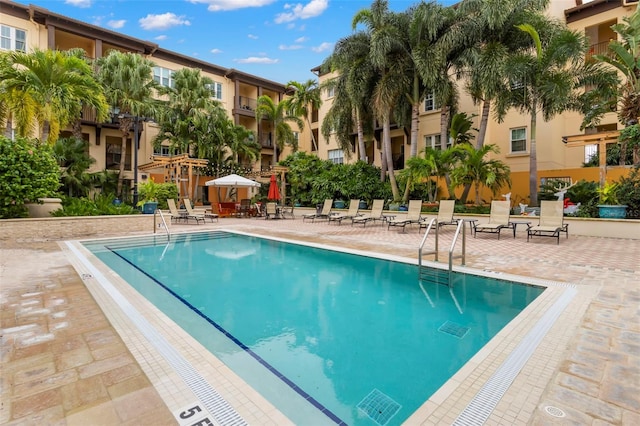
[495,18,617,206]
[0,48,108,144]
[458,0,550,149]
[53,136,96,197]
[286,79,322,151]
[153,67,218,155]
[254,95,303,166]
[352,0,409,201]
[593,8,640,164]
[451,144,511,206]
[321,31,376,163]
[95,50,158,197]
[593,8,640,126]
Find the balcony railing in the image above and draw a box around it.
[236,96,257,111]
[586,41,613,61]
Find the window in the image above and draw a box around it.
[105,136,131,170]
[153,145,177,156]
[424,134,440,149]
[206,82,223,100]
[510,127,527,153]
[293,131,299,142]
[328,149,344,164]
[1,25,26,52]
[326,86,335,98]
[585,144,598,163]
[424,93,438,112]
[153,66,174,88]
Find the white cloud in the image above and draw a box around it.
[155,35,168,41]
[248,34,259,39]
[107,19,126,29]
[139,13,191,31]
[65,0,91,8]
[235,56,279,64]
[188,0,276,12]
[279,44,303,50]
[275,0,328,24]
[210,48,223,54]
[295,36,308,43]
[311,42,332,53]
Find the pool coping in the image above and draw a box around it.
[60,228,597,425]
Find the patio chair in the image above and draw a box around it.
[352,199,385,227]
[328,199,361,225]
[387,200,423,232]
[302,199,334,222]
[166,199,186,224]
[182,199,206,224]
[473,200,511,239]
[265,202,280,220]
[419,199,457,232]
[527,200,569,244]
[238,198,252,217]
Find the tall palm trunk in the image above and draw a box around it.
[356,109,367,161]
[529,105,539,207]
[383,112,399,201]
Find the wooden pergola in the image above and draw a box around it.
[138,154,208,200]
[563,130,620,186]
[246,165,290,201]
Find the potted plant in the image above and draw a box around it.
[597,182,628,219]
[138,179,160,214]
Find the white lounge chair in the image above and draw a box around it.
[183,199,206,224]
[527,200,568,244]
[328,199,361,225]
[387,200,422,232]
[473,200,511,239]
[352,199,385,227]
[302,199,333,222]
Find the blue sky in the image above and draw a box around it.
[30,0,457,84]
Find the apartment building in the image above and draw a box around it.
[1,0,293,204]
[310,0,637,203]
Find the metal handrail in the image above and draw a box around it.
[447,220,466,286]
[154,209,171,241]
[418,218,437,268]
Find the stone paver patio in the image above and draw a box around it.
[1,215,638,425]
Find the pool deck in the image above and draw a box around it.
[1,215,639,425]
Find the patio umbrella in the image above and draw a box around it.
[204,174,261,188]
[267,174,281,201]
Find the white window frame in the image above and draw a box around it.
[153,66,174,88]
[326,86,335,98]
[510,127,527,153]
[328,149,344,164]
[424,134,441,150]
[424,93,438,112]
[1,25,26,52]
[206,82,223,100]
[584,144,598,163]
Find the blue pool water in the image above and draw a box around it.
[84,231,544,425]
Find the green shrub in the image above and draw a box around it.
[51,194,139,216]
[0,136,61,218]
[617,165,640,218]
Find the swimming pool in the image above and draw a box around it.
[82,231,544,425]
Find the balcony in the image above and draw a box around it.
[586,41,613,61]
[236,96,257,112]
[260,132,273,149]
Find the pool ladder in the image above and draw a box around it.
[418,218,466,287]
[154,209,171,241]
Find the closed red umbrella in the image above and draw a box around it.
[267,174,281,201]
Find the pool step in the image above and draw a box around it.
[418,266,450,286]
